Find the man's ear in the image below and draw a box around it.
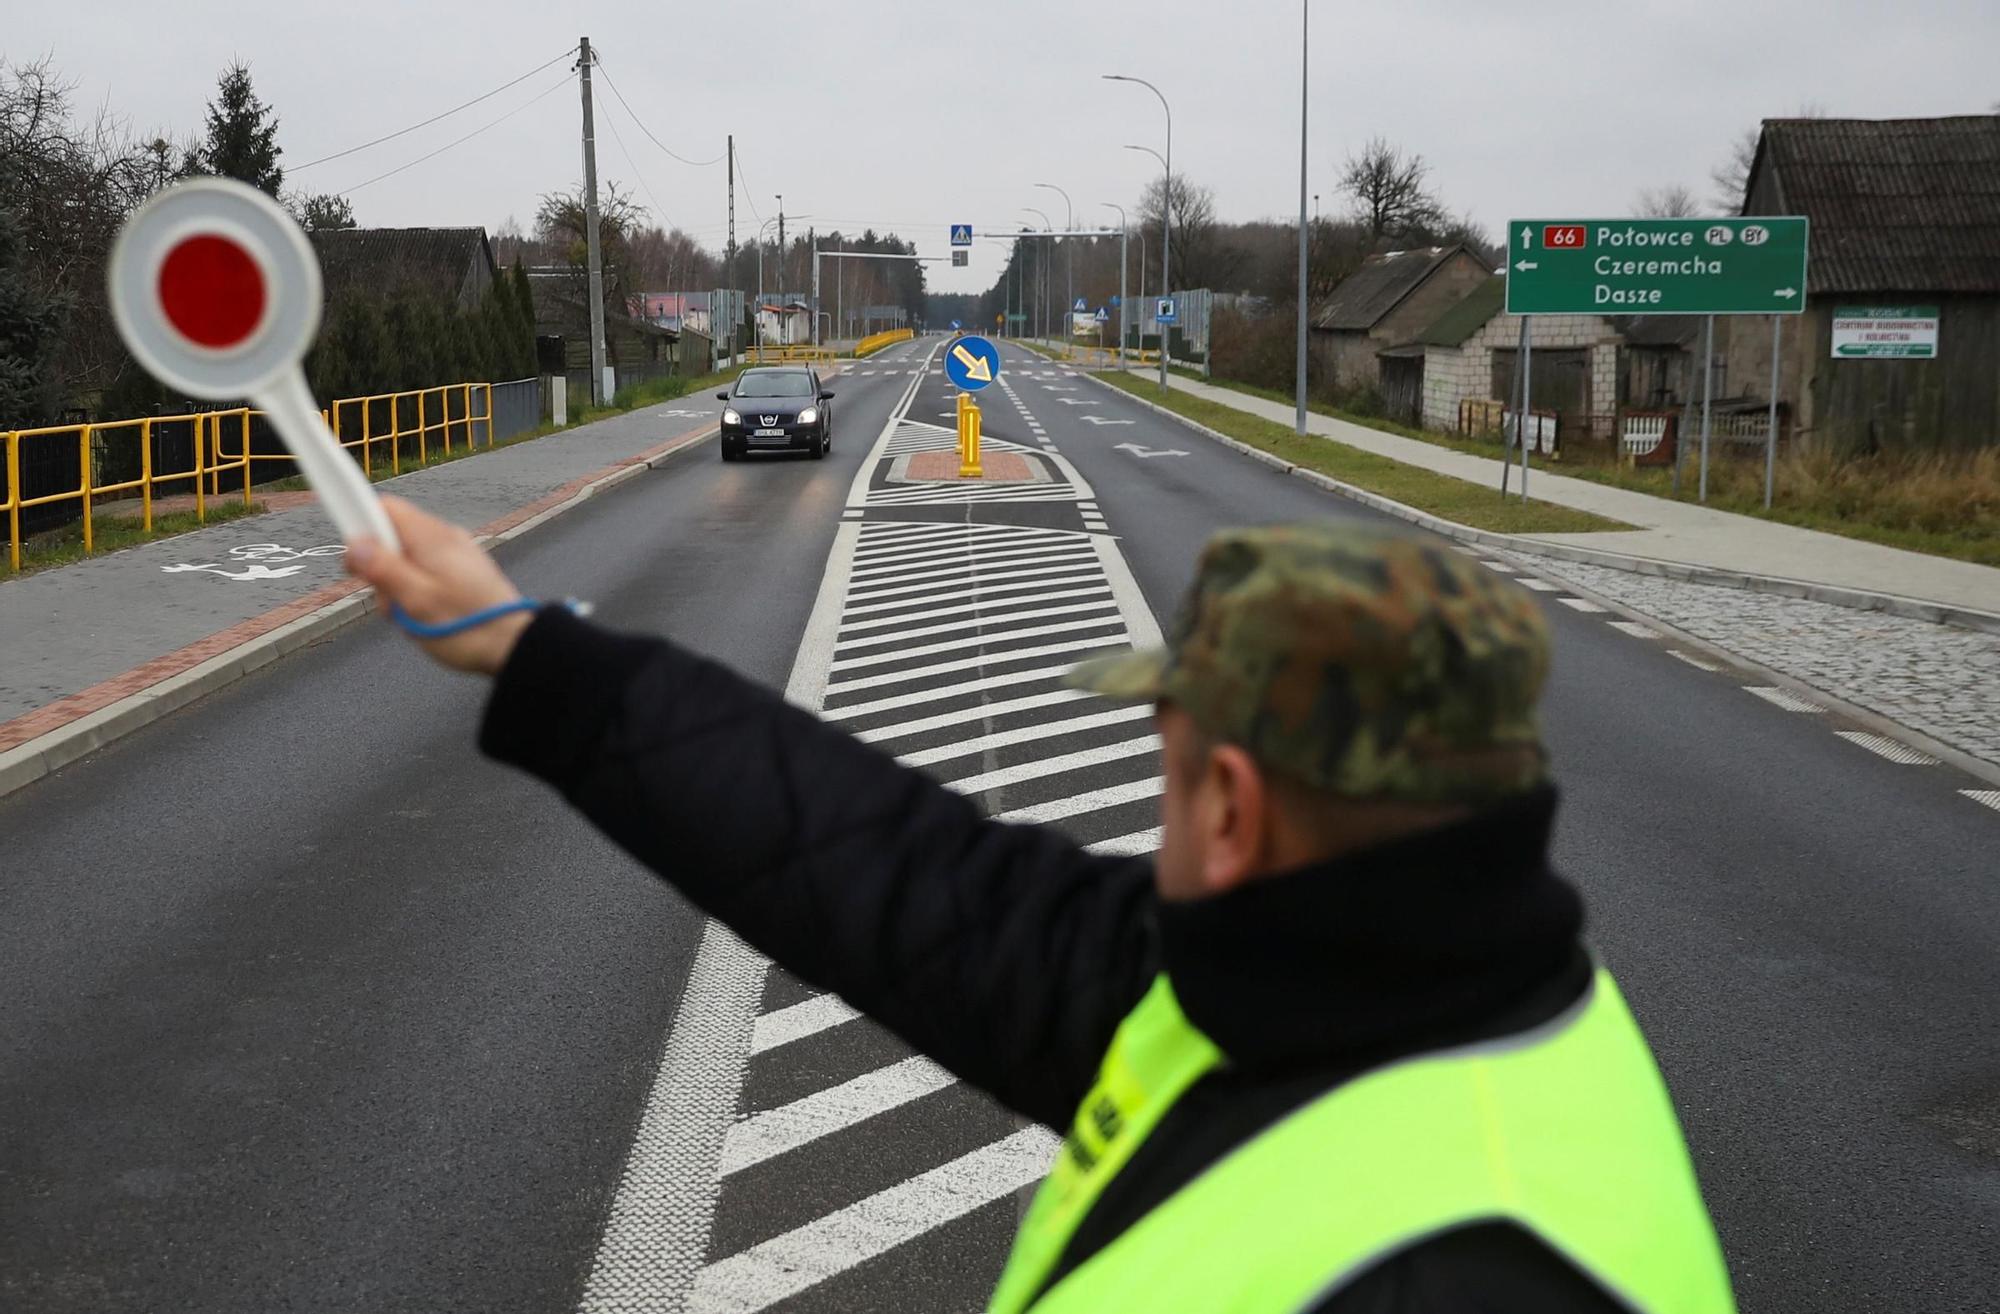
[1199,742,1270,894]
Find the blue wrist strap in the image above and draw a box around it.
[390,597,586,640]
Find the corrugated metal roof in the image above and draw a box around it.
[1313,245,1462,331]
[308,227,493,303]
[1753,116,2000,293]
[1416,275,1504,346]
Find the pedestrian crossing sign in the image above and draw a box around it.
[950,224,973,246]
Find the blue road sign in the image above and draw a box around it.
[944,334,1003,391]
[1156,297,1178,324]
[950,319,962,330]
[950,224,973,246]
[1094,307,1110,323]
[1073,297,1088,312]
[1109,294,1121,307]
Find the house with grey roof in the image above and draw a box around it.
[1730,115,2000,453]
[1310,244,1490,392]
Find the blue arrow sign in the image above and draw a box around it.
[944,334,1002,391]
[950,224,973,246]
[949,319,962,330]
[1156,297,1178,324]
[1109,295,1120,307]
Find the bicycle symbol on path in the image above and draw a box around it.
[160,542,345,582]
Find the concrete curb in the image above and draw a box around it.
[1085,372,2000,636]
[0,422,717,801]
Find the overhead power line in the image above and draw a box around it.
[292,45,578,172]
[590,55,726,167]
[598,90,676,233]
[337,68,575,196]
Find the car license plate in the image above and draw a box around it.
[752,427,785,437]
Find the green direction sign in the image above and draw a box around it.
[1505,217,1808,316]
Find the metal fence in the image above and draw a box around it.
[490,378,543,443]
[5,381,496,572]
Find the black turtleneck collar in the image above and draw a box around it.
[1156,785,1588,1074]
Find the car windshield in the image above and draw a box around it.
[735,372,813,398]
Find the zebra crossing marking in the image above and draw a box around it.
[749,995,861,1056]
[717,1056,957,1177]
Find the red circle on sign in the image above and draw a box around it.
[157,234,267,349]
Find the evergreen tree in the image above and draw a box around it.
[298,192,355,230]
[192,62,284,196]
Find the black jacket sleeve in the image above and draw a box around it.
[479,607,1157,1128]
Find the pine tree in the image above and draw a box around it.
[193,62,284,196]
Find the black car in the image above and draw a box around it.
[717,367,835,461]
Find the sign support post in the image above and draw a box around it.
[1520,318,1532,501]
[1699,314,1715,503]
[1765,316,1782,510]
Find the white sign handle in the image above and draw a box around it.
[252,367,398,548]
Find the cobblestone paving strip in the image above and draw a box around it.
[1509,553,2000,769]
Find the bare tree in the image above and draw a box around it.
[1711,104,1828,214]
[536,181,646,311]
[1633,184,1703,218]
[1338,138,1447,241]
[1138,174,1235,291]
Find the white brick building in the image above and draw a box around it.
[1417,276,1622,442]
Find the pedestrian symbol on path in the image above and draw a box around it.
[944,334,1003,391]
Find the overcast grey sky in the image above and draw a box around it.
[12,0,1997,294]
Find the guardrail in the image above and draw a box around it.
[854,328,914,358]
[744,344,835,364]
[4,382,495,572]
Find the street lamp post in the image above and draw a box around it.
[1102,202,1129,369]
[1106,73,1172,391]
[1022,206,1054,344]
[1036,182,1074,346]
[1295,0,1309,436]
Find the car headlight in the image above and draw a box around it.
[797,406,818,425]
[722,408,740,425]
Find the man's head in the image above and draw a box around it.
[1068,523,1551,900]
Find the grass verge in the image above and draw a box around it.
[1095,372,1631,536]
[1177,370,2000,567]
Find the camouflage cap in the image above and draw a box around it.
[1066,522,1550,803]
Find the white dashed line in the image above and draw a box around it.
[1608,620,1661,639]
[1667,651,1721,672]
[1517,578,1560,592]
[1833,731,1940,766]
[1557,597,1608,613]
[1744,686,1824,713]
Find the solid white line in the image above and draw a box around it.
[824,662,1082,721]
[1557,597,1609,613]
[1834,731,1940,765]
[748,994,860,1056]
[1744,686,1823,713]
[784,524,864,710]
[896,704,1155,768]
[686,1127,1061,1314]
[852,688,1094,744]
[576,922,766,1314]
[841,570,1105,618]
[717,1056,956,1177]
[830,616,1128,672]
[995,776,1165,824]
[945,734,1160,794]
[836,585,1114,634]
[825,636,1126,696]
[1088,827,1163,856]
[1094,535,1166,647]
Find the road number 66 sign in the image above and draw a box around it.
[107,177,397,549]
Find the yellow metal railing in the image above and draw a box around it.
[4,382,494,572]
[854,327,914,358]
[744,344,835,364]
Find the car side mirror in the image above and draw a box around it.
[715,390,731,401]
[819,390,836,400]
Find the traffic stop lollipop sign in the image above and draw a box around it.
[108,177,397,549]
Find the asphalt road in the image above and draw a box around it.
[1,333,1994,1313]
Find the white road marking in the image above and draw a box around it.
[1517,578,1560,592]
[897,704,1155,768]
[749,994,860,1056]
[851,688,1094,744]
[831,616,1128,672]
[1744,686,1824,713]
[1961,789,2000,812]
[843,561,1102,610]
[945,735,1161,794]
[850,538,1095,579]
[1833,731,1940,765]
[825,663,1088,721]
[824,636,1128,697]
[1608,620,1661,639]
[848,546,1097,590]
[837,585,1114,635]
[1557,597,1608,613]
[1668,650,1722,672]
[836,599,1120,651]
[1088,827,1163,856]
[995,776,1165,824]
[1480,559,1516,572]
[575,922,766,1314]
[686,1128,1061,1314]
[718,1056,956,1177]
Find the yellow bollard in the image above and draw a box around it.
[958,394,983,478]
